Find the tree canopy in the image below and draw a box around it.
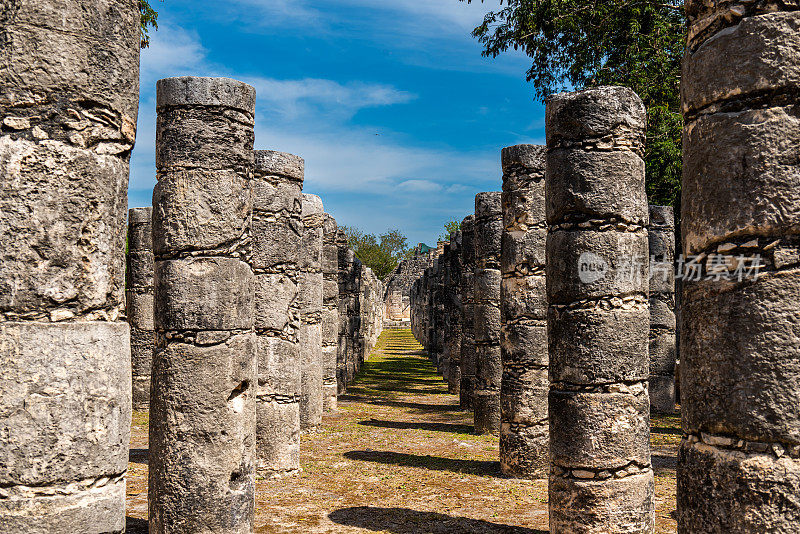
[464,0,685,209]
[140,0,159,48]
[342,227,414,281]
[439,219,463,242]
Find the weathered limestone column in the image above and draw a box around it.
[500,145,549,479]
[647,205,676,414]
[460,215,477,409]
[149,77,256,533]
[299,194,324,430]
[474,192,503,435]
[322,214,340,411]
[678,4,800,530]
[336,229,352,393]
[251,150,303,476]
[349,257,363,378]
[127,207,155,409]
[546,87,653,533]
[446,232,463,394]
[0,1,138,530]
[439,242,452,379]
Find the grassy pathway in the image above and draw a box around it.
[126,328,680,533]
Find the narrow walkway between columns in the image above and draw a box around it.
[125,329,681,533]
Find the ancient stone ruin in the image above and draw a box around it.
[648,205,676,414]
[4,1,800,531]
[459,215,477,409]
[0,0,139,529]
[443,232,463,394]
[322,213,341,411]
[299,194,325,431]
[384,244,439,323]
[127,207,155,410]
[499,145,549,479]
[678,2,800,529]
[252,149,304,477]
[149,76,257,533]
[546,86,654,532]
[473,192,503,435]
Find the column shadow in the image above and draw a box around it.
[343,450,500,477]
[328,506,547,533]
[126,517,148,533]
[129,448,149,465]
[358,419,474,435]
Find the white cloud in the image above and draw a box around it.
[244,77,416,120]
[396,179,443,193]
[139,24,208,89]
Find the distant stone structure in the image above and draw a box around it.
[678,3,800,530]
[299,194,324,431]
[473,192,503,435]
[127,207,155,410]
[252,150,304,477]
[500,145,549,479]
[384,244,439,321]
[648,205,676,414]
[322,214,340,411]
[149,76,257,533]
[0,0,138,529]
[546,86,653,533]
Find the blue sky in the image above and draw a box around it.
[131,0,546,246]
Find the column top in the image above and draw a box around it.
[501,144,546,173]
[475,191,502,219]
[546,86,645,142]
[254,150,305,181]
[128,207,152,223]
[157,76,255,114]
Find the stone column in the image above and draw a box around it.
[500,144,549,479]
[678,4,800,530]
[322,214,340,411]
[446,232,463,394]
[299,194,324,430]
[546,87,653,533]
[474,192,503,435]
[0,0,138,530]
[127,207,155,410]
[460,215,477,409]
[439,242,452,379]
[647,205,676,414]
[349,257,363,379]
[149,77,256,533]
[251,150,303,477]
[336,229,351,393]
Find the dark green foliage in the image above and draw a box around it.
[464,0,685,209]
[439,219,462,242]
[140,0,159,49]
[342,227,414,281]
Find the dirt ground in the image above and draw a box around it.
[126,328,680,533]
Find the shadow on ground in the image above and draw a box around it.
[651,426,681,436]
[129,448,149,465]
[344,450,500,477]
[126,517,148,533]
[359,418,474,435]
[328,507,547,534]
[339,395,459,413]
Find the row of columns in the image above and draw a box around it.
[410,89,675,530]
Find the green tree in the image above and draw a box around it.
[439,219,462,242]
[463,0,685,209]
[341,227,413,281]
[140,0,159,49]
